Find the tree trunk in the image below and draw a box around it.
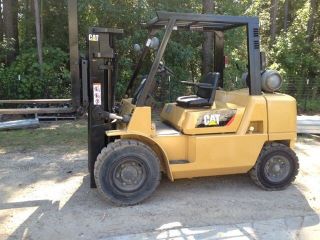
[40,0,44,46]
[0,0,3,42]
[12,0,19,53]
[34,0,43,66]
[25,0,30,41]
[270,0,279,43]
[307,0,317,43]
[24,0,36,46]
[201,0,215,77]
[284,0,289,32]
[3,0,19,64]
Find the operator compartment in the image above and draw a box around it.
[160,89,247,135]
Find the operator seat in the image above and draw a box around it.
[176,72,220,108]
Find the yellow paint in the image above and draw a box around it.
[170,134,267,178]
[264,93,297,133]
[153,134,188,162]
[127,107,152,136]
[105,88,297,181]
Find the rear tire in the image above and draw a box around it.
[249,142,299,190]
[94,139,161,206]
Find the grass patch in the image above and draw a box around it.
[0,120,87,153]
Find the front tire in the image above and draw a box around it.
[249,142,299,190]
[94,139,161,206]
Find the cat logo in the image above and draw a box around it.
[203,114,220,126]
[196,109,237,128]
[89,34,99,42]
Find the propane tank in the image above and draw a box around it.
[261,70,282,93]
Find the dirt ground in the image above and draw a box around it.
[0,121,319,240]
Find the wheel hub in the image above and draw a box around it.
[264,155,290,183]
[273,164,281,172]
[120,164,141,183]
[113,159,146,192]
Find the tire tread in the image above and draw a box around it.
[249,142,299,190]
[94,139,161,206]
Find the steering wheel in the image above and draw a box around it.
[158,62,174,76]
[133,62,174,103]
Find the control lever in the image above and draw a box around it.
[92,106,130,123]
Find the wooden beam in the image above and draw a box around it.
[0,107,74,114]
[0,99,72,104]
[68,0,80,109]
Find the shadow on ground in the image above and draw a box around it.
[2,173,319,240]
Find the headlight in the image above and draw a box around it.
[261,70,282,93]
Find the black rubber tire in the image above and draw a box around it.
[94,139,161,206]
[249,142,299,190]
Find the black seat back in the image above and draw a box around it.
[197,72,220,104]
[176,72,220,108]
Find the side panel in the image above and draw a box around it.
[170,134,267,179]
[264,93,297,148]
[264,94,297,133]
[160,103,187,131]
[127,107,152,136]
[153,135,188,162]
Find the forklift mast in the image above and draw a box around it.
[83,27,123,188]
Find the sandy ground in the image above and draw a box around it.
[0,136,319,240]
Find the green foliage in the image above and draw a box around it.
[267,1,320,112]
[0,38,15,60]
[0,47,70,99]
[41,0,69,51]
[0,0,319,112]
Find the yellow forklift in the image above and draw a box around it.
[84,12,299,206]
